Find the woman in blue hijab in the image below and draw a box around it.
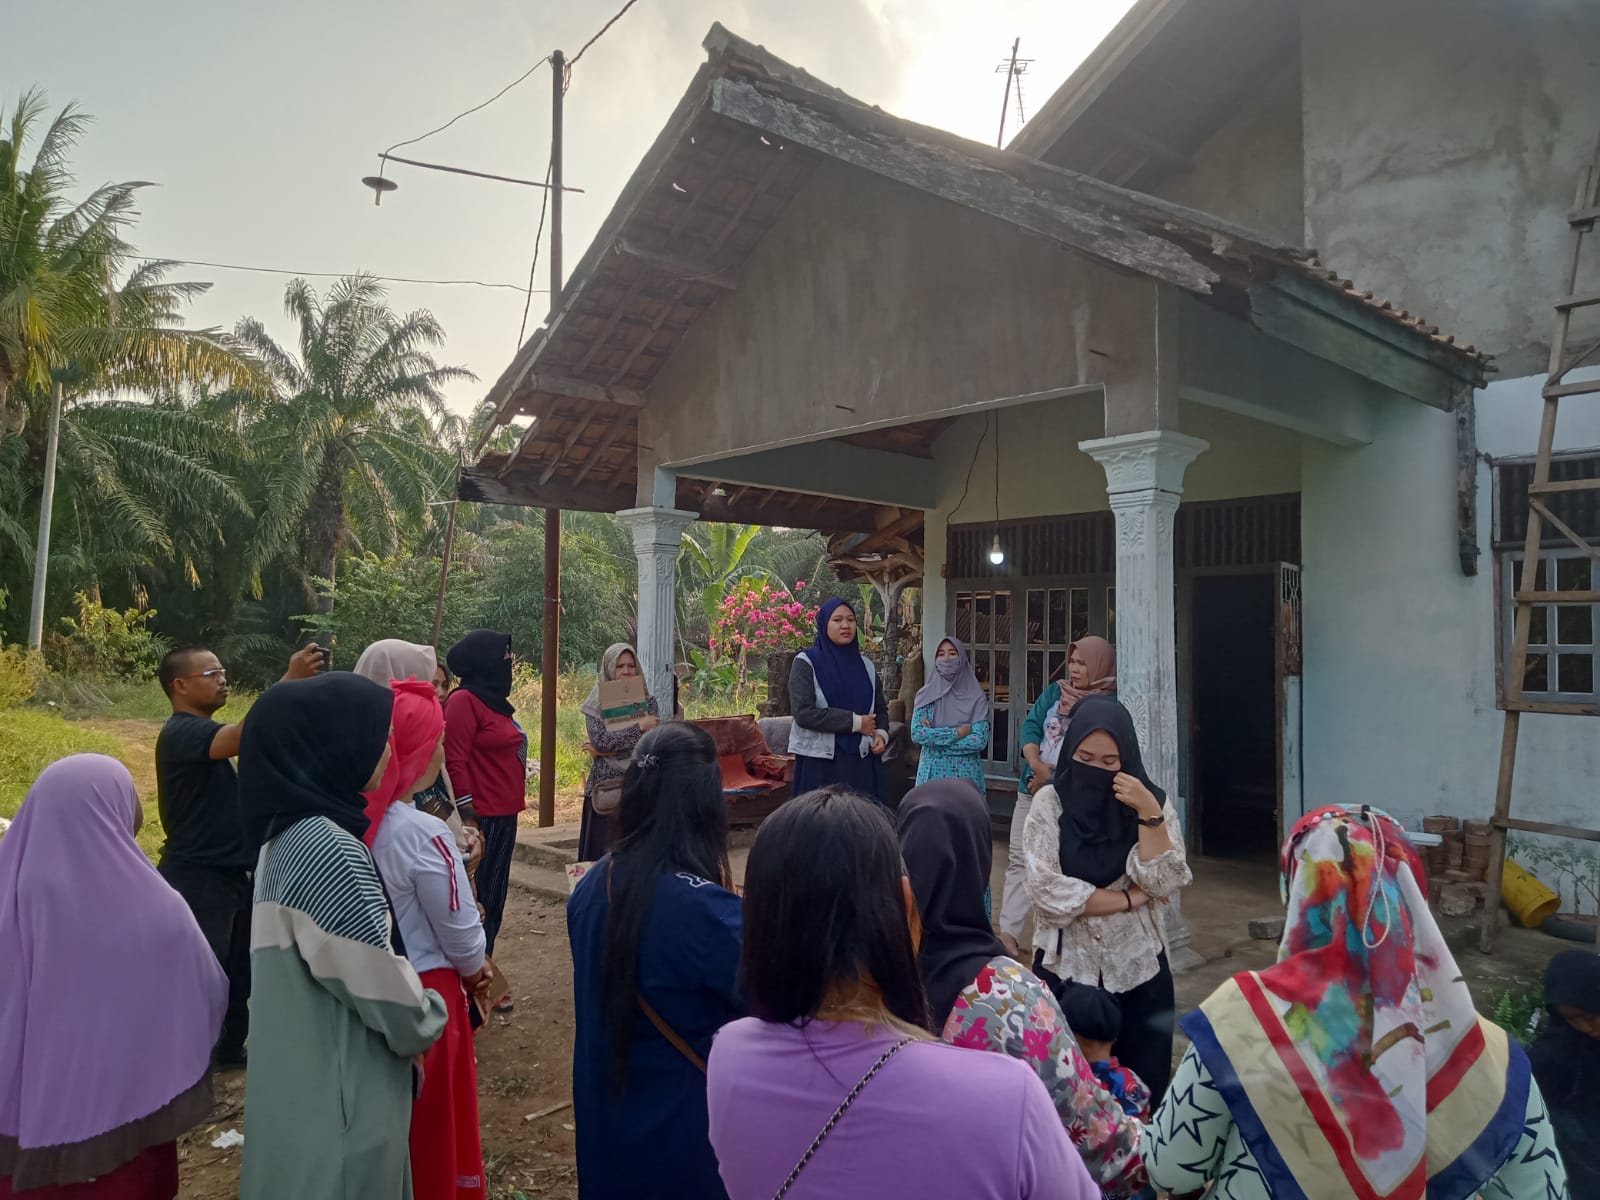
[785,599,890,803]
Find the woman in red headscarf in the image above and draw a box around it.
[370,680,490,1200]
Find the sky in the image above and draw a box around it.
[4,0,1135,416]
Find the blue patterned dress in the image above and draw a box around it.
[911,703,990,791]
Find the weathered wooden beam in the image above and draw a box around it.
[853,509,925,554]
[1493,816,1600,841]
[520,372,645,408]
[1455,384,1479,576]
[708,76,1219,295]
[613,237,739,290]
[539,412,597,487]
[570,414,631,487]
[458,462,632,512]
[1258,273,1484,392]
[1245,284,1458,407]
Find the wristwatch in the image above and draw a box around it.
[1137,812,1165,828]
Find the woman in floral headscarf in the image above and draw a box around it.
[1147,804,1568,1200]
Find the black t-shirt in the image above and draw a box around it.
[155,712,250,870]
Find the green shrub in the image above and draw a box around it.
[0,644,44,710]
[1487,984,1545,1046]
[47,593,168,682]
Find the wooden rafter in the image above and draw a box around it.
[613,237,739,289]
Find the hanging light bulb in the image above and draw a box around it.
[988,533,1006,566]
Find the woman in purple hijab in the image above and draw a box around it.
[0,755,225,1199]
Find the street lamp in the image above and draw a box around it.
[361,152,580,206]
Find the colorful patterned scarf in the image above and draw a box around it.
[1180,805,1531,1200]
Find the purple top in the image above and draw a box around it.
[707,1018,1098,1200]
[0,755,225,1151]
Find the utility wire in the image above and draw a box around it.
[568,0,644,76]
[381,57,551,158]
[517,158,555,348]
[131,255,546,294]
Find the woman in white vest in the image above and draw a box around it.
[787,598,890,804]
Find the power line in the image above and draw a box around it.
[130,255,547,294]
[568,0,644,75]
[381,57,551,159]
[517,158,556,348]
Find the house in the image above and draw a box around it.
[465,3,1600,930]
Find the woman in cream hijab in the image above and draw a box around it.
[578,643,684,861]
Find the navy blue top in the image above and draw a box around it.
[568,857,743,1200]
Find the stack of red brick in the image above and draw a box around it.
[1421,816,1494,917]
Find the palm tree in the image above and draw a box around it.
[235,275,473,611]
[0,89,254,435]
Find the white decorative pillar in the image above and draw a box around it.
[617,506,698,711]
[1079,430,1208,971]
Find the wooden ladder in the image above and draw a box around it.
[1479,132,1600,952]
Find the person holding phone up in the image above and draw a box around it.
[154,642,325,1070]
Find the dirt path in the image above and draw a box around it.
[177,892,578,1200]
[83,718,162,796]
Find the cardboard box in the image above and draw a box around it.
[598,674,650,731]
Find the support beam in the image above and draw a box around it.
[514,371,646,411]
[457,463,632,512]
[618,507,699,708]
[679,440,940,510]
[613,237,739,290]
[1081,428,1208,972]
[1454,384,1479,576]
[1179,294,1378,447]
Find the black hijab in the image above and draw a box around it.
[1529,950,1600,1198]
[238,673,395,848]
[447,629,515,716]
[1050,695,1163,888]
[897,778,1007,1028]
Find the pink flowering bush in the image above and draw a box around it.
[710,579,817,688]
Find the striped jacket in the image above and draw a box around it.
[241,815,448,1200]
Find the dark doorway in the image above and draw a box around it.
[1191,574,1278,860]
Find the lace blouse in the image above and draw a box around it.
[1023,785,1191,994]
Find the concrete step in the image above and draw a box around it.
[513,822,582,871]
[506,859,570,903]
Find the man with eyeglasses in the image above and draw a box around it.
[155,644,324,1070]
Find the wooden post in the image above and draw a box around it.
[536,49,566,829]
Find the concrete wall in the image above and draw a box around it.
[920,396,1304,663]
[1153,61,1306,246]
[639,161,1157,479]
[1301,0,1600,375]
[1300,366,1600,910]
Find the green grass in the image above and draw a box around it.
[27,675,260,722]
[0,706,140,825]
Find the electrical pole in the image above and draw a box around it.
[26,381,64,649]
[538,49,565,829]
[430,448,461,648]
[997,38,1020,148]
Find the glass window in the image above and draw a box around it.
[1501,550,1597,703]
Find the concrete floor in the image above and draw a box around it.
[514,821,1570,1027]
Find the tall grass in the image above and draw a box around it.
[0,711,166,856]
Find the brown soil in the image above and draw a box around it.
[83,719,162,796]
[176,892,579,1200]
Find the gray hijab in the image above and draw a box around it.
[353,639,438,687]
[913,637,990,727]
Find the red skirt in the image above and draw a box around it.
[413,968,485,1200]
[0,1143,177,1200]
